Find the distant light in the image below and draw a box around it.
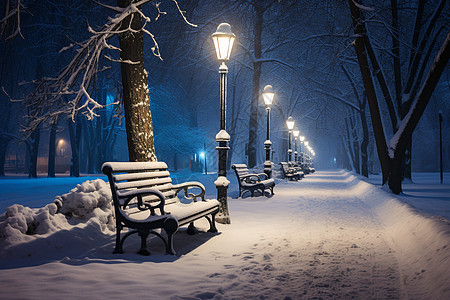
[199,151,205,158]
[293,130,300,138]
[300,136,305,142]
[58,139,64,145]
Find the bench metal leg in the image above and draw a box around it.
[164,218,178,255]
[115,228,138,254]
[206,214,218,233]
[113,226,124,254]
[137,230,151,256]
[187,222,197,235]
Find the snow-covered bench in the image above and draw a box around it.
[232,164,275,198]
[280,162,303,181]
[102,161,219,256]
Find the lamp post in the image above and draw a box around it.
[293,129,299,162]
[212,23,235,224]
[263,85,274,177]
[286,116,295,162]
[300,135,305,165]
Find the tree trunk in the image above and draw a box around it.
[86,121,96,174]
[247,2,263,168]
[28,129,40,178]
[360,94,369,178]
[48,122,56,177]
[388,156,403,194]
[118,0,156,162]
[403,141,412,181]
[344,117,355,171]
[348,0,390,184]
[68,118,80,177]
[391,0,402,108]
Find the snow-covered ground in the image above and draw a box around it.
[1,170,449,299]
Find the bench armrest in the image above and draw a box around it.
[241,173,268,183]
[119,188,167,215]
[172,182,206,202]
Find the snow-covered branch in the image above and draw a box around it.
[18,0,196,136]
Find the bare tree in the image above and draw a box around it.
[348,0,450,194]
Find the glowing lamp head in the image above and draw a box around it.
[199,151,205,158]
[262,85,275,107]
[300,136,305,142]
[305,141,309,146]
[293,130,300,138]
[212,23,235,61]
[286,116,295,130]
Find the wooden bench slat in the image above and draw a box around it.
[113,171,171,182]
[115,177,172,190]
[103,161,168,172]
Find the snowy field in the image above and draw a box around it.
[1,170,449,299]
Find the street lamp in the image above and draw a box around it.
[293,129,299,162]
[300,135,305,164]
[286,116,295,161]
[212,23,235,224]
[263,85,274,177]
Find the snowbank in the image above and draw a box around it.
[349,176,450,299]
[0,179,114,260]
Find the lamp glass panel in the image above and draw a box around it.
[213,35,234,60]
[263,92,274,106]
[287,119,295,130]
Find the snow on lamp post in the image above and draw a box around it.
[262,85,274,178]
[293,129,299,162]
[212,23,235,224]
[286,116,295,162]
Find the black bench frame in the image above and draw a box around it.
[280,162,303,181]
[232,164,275,198]
[102,162,219,256]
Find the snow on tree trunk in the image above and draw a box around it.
[118,0,156,163]
[118,0,156,161]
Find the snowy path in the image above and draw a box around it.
[1,170,449,299]
[184,170,402,299]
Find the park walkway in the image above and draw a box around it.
[190,170,403,299]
